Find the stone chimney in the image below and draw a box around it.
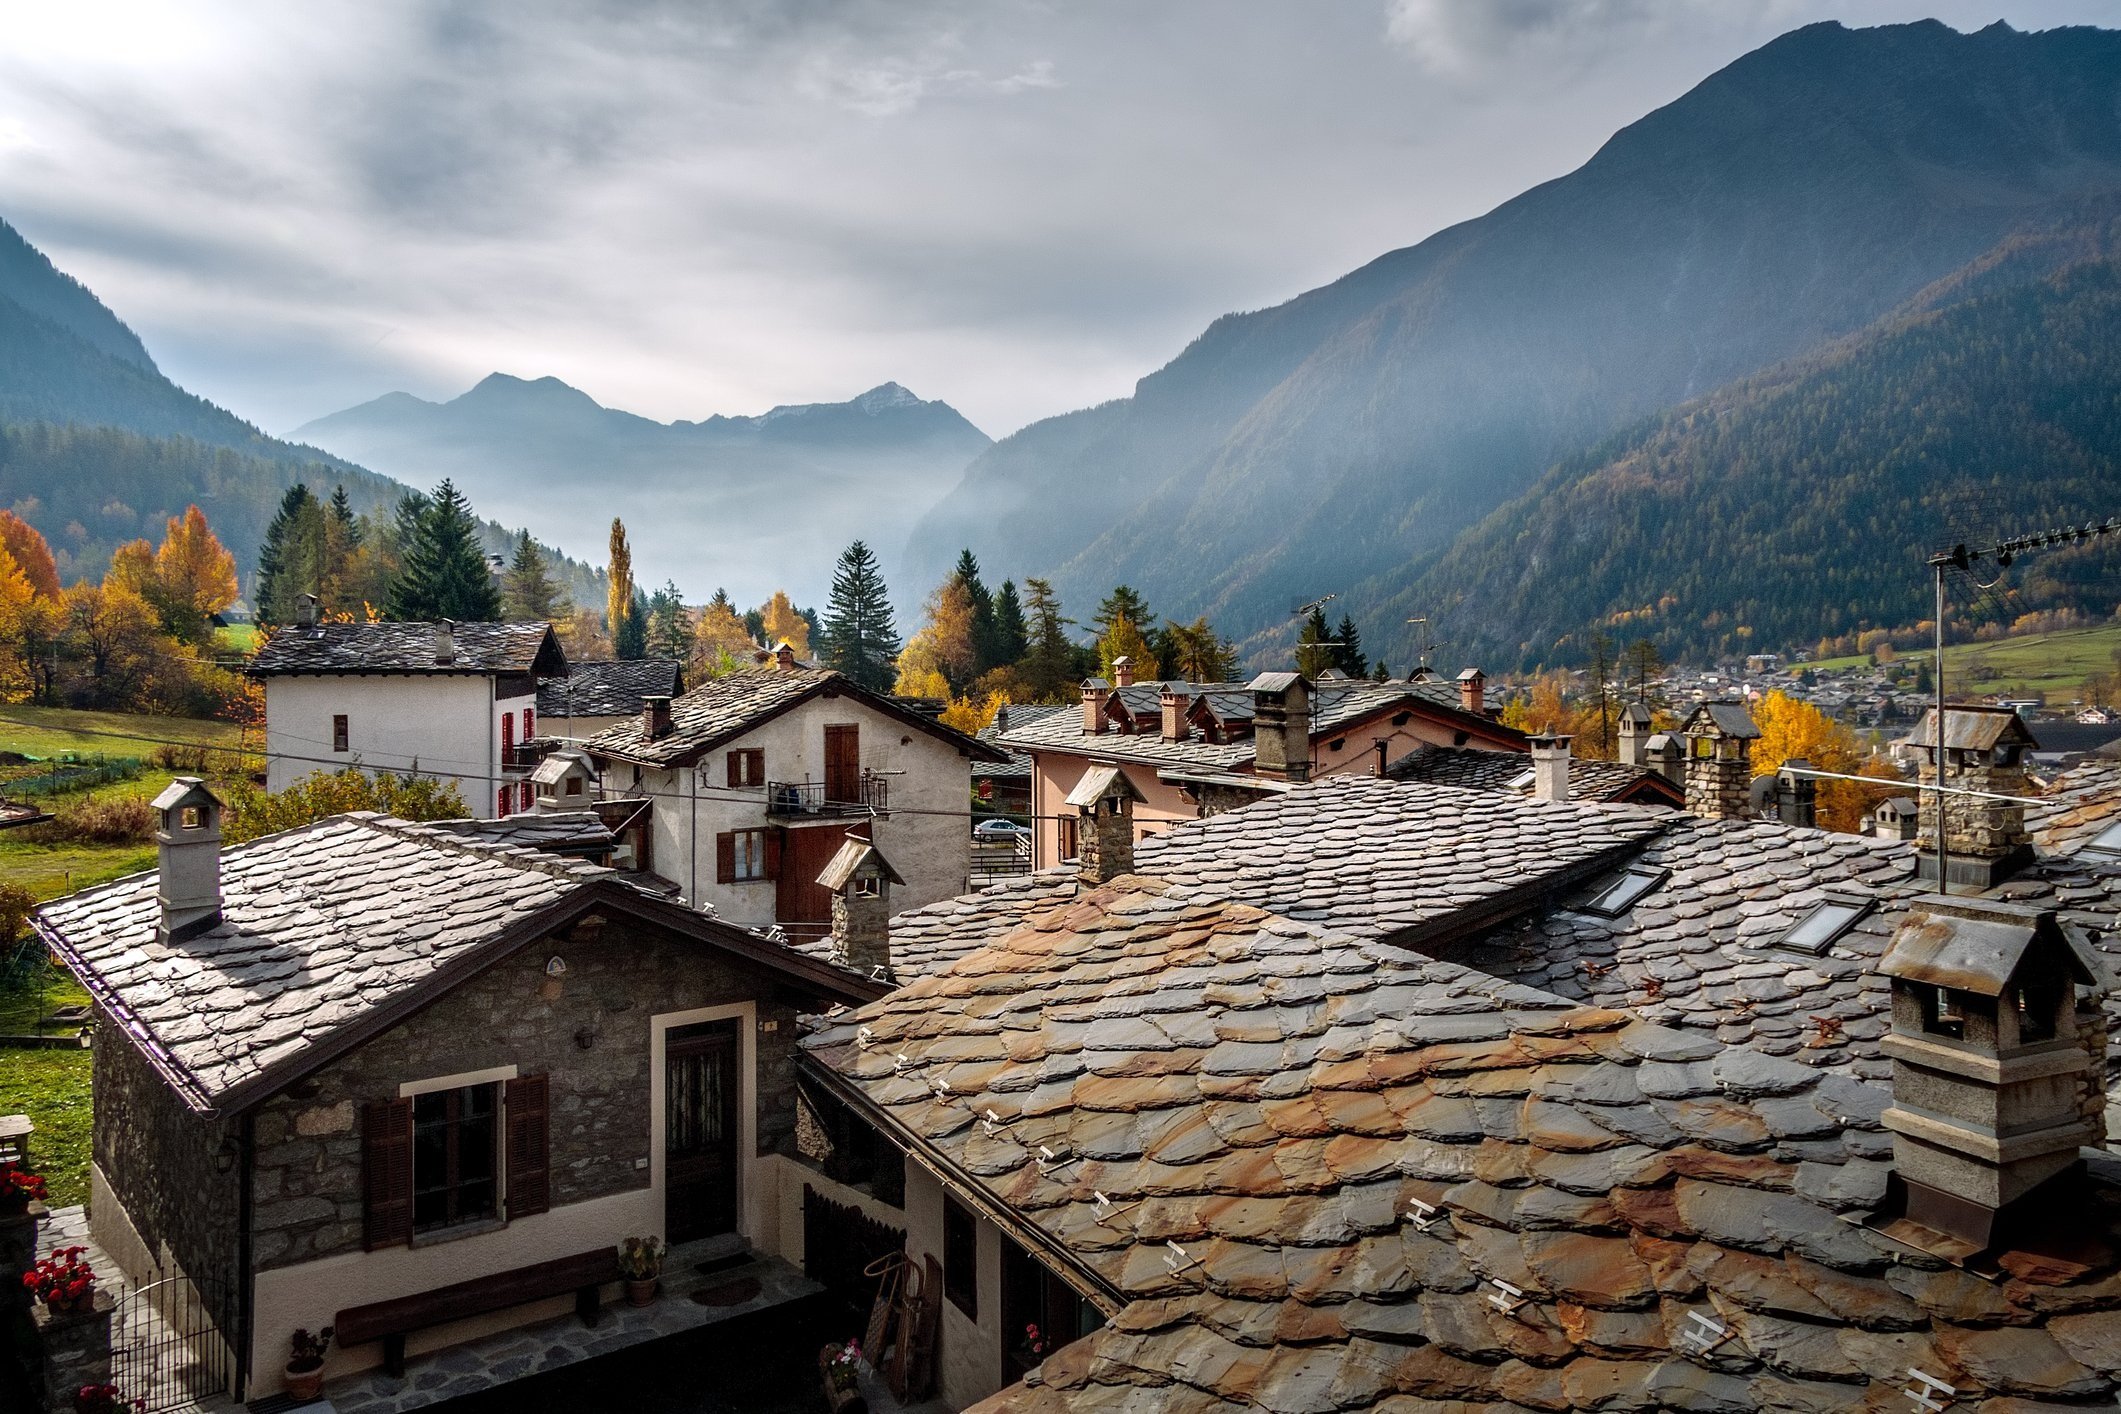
[294,593,320,629]
[1112,656,1136,689]
[1910,706,2037,888]
[1644,733,1683,789]
[775,641,797,670]
[151,777,224,943]
[434,619,456,665]
[1066,765,1146,884]
[1679,701,1759,820]
[1877,897,2106,1251]
[1159,687,1191,743]
[642,693,673,740]
[1775,759,1817,829]
[1081,678,1111,734]
[1248,672,1312,783]
[1456,667,1485,717]
[1617,701,1653,767]
[818,834,901,978]
[1528,734,1571,803]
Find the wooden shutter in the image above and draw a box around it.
[717,831,736,884]
[523,706,535,740]
[361,1099,413,1250]
[726,752,741,789]
[764,829,782,880]
[506,1074,551,1219]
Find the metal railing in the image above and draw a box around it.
[766,778,888,817]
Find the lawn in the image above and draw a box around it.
[0,706,248,903]
[0,1046,92,1207]
[1798,622,2121,700]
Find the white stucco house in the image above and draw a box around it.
[248,619,568,819]
[581,665,1011,935]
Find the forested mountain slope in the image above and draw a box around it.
[907,20,2121,667]
[1412,215,2121,668]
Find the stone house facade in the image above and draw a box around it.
[37,793,878,1399]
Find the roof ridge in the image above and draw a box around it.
[353,813,609,882]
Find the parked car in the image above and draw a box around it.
[973,819,1033,843]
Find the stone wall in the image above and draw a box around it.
[248,909,806,1272]
[1918,755,2032,858]
[1683,754,1750,820]
[91,1012,242,1323]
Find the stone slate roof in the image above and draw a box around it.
[978,706,1066,783]
[248,621,563,677]
[34,814,605,1110]
[998,683,1512,772]
[2027,760,2121,858]
[426,810,616,857]
[536,659,684,718]
[584,667,1008,769]
[804,875,2121,1413]
[1387,744,1682,805]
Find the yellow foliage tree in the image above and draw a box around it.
[759,590,811,658]
[898,578,976,692]
[940,690,1009,735]
[894,665,950,700]
[691,600,757,676]
[62,579,160,705]
[0,511,60,599]
[1097,614,1157,682]
[1749,689,1889,833]
[0,545,46,701]
[153,505,239,643]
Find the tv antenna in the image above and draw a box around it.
[1925,515,2121,890]
[1406,616,1439,675]
[1292,594,1337,619]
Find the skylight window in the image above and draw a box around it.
[1772,898,1870,956]
[2081,821,2121,858]
[1581,867,1667,918]
[1507,769,1536,792]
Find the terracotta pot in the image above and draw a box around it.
[284,1360,324,1401]
[625,1277,658,1307]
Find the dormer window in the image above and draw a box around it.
[2081,820,2121,859]
[1582,867,1667,918]
[1772,897,1869,955]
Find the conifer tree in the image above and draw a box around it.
[645,580,694,660]
[389,480,500,621]
[1333,614,1367,677]
[954,549,996,674]
[1020,578,1078,702]
[1296,605,1334,677]
[992,580,1028,666]
[255,484,321,625]
[615,587,648,660]
[502,530,567,621]
[818,539,902,692]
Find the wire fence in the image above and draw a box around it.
[1,752,145,800]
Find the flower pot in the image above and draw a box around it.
[625,1278,658,1307]
[284,1360,325,1401]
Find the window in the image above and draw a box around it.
[717,829,775,883]
[727,748,766,789]
[853,875,881,899]
[1002,1235,1103,1379]
[2012,971,2061,1044]
[411,1083,499,1231]
[1771,898,1869,956]
[333,714,349,752]
[1923,985,1967,1040]
[501,711,515,759]
[564,775,583,797]
[1582,867,1667,918]
[2082,820,2121,858]
[943,1195,978,1318]
[1057,815,1079,861]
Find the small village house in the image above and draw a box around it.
[32,779,880,1398]
[248,614,568,820]
[536,658,685,742]
[582,658,1010,935]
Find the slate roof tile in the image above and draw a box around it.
[537,658,683,717]
[249,620,560,676]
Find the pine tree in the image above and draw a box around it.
[502,530,567,621]
[992,580,1028,667]
[255,484,321,625]
[645,580,694,660]
[818,540,902,691]
[1333,614,1368,677]
[390,480,500,621]
[607,519,635,643]
[615,587,648,660]
[1296,606,1334,678]
[954,549,996,675]
[1020,578,1077,702]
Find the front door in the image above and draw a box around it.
[824,723,860,804]
[665,1020,740,1242]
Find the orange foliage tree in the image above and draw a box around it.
[1750,689,1893,833]
[0,511,60,599]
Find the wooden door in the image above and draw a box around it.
[665,1020,740,1242]
[824,723,860,803]
[776,824,851,929]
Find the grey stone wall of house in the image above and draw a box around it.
[1683,752,1750,820]
[92,1011,242,1324]
[248,910,806,1272]
[1191,783,1271,818]
[1918,754,2032,859]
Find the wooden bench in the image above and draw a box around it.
[335,1246,620,1377]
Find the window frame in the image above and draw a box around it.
[333,714,349,753]
[942,1194,979,1319]
[1580,867,1669,919]
[409,1081,502,1234]
[2082,820,2121,858]
[727,748,766,789]
[1766,896,1871,956]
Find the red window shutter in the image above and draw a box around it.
[726,752,740,789]
[716,832,736,884]
[497,786,510,817]
[505,1074,551,1219]
[523,706,535,740]
[764,829,782,880]
[502,711,515,755]
[520,781,533,813]
[362,1099,414,1250]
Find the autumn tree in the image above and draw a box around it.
[62,580,159,707]
[152,506,239,644]
[1165,617,1235,683]
[607,518,635,644]
[1751,689,1890,833]
[0,511,60,599]
[760,590,812,658]
[818,540,901,692]
[897,576,978,694]
[692,591,758,677]
[0,545,54,701]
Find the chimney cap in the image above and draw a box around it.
[1620,701,1654,726]
[152,776,223,815]
[1246,670,1307,695]
[817,836,905,892]
[1908,705,2039,754]
[1080,677,1111,691]
[1878,896,2094,998]
[1065,763,1146,809]
[1680,700,1760,740]
[1456,667,1485,683]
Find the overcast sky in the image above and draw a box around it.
[0,1,2112,441]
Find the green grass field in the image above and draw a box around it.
[1799,622,2121,700]
[0,706,246,902]
[0,1048,92,1207]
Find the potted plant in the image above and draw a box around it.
[0,1162,47,1214]
[74,1384,141,1414]
[817,1338,866,1413]
[23,1246,95,1314]
[618,1236,665,1306]
[284,1326,332,1401]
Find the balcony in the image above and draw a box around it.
[766,777,888,818]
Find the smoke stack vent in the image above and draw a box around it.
[1679,701,1759,820]
[642,694,673,740]
[152,777,224,943]
[1160,687,1191,743]
[1529,734,1571,803]
[818,834,902,978]
[1066,765,1146,884]
[1248,673,1312,783]
[1081,678,1111,735]
[1457,667,1485,717]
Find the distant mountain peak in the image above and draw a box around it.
[854,382,922,411]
